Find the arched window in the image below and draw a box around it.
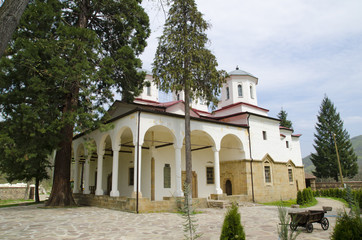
[226,87,230,100]
[146,82,151,96]
[238,84,243,97]
[250,85,254,99]
[263,159,273,185]
[177,94,180,101]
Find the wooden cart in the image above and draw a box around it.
[289,210,329,233]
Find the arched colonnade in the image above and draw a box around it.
[71,112,248,200]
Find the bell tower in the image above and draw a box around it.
[218,66,258,109]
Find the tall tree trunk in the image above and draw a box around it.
[0,0,29,57]
[46,118,76,206]
[184,85,192,202]
[46,92,77,207]
[35,176,40,203]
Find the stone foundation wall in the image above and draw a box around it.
[249,161,305,202]
[220,159,306,203]
[220,160,248,196]
[0,186,34,200]
[73,194,208,213]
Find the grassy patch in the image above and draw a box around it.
[262,199,297,207]
[0,199,33,205]
[262,198,318,208]
[0,199,38,208]
[300,198,318,208]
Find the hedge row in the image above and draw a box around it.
[296,187,315,205]
[313,187,362,209]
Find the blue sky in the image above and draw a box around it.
[139,0,362,157]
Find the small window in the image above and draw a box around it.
[238,84,243,97]
[288,169,293,182]
[164,164,171,188]
[226,87,230,100]
[129,167,134,186]
[264,166,271,183]
[262,131,267,140]
[177,94,180,101]
[250,85,254,99]
[147,86,151,96]
[206,167,214,184]
[286,141,289,148]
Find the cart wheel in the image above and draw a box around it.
[306,223,313,233]
[321,217,329,230]
[290,221,298,231]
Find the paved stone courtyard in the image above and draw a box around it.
[0,198,346,240]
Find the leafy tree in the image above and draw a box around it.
[152,0,226,201]
[277,108,293,129]
[311,96,358,181]
[220,203,245,240]
[0,0,150,206]
[0,0,29,57]
[0,118,53,203]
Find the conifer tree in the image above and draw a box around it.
[277,108,293,129]
[311,96,358,181]
[153,0,226,200]
[0,0,150,206]
[220,203,245,240]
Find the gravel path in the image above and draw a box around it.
[0,197,348,240]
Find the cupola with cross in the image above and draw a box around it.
[218,66,259,109]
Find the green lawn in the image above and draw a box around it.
[262,198,318,208]
[0,199,34,208]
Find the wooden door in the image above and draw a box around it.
[182,171,198,198]
[225,179,232,195]
[107,173,112,195]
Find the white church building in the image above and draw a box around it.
[71,67,306,212]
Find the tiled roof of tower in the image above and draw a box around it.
[229,66,257,78]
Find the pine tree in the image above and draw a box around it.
[220,203,245,240]
[311,96,358,181]
[277,108,293,129]
[153,0,226,201]
[0,0,150,206]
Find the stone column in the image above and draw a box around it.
[95,150,104,195]
[73,152,80,194]
[174,145,184,197]
[83,154,91,194]
[213,147,223,194]
[110,146,120,197]
[132,144,142,197]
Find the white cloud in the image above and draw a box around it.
[140,0,362,157]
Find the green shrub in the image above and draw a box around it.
[296,190,303,205]
[302,189,308,204]
[220,203,245,240]
[331,211,361,240]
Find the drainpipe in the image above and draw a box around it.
[136,111,141,213]
[247,114,255,202]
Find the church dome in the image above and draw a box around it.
[228,66,257,78]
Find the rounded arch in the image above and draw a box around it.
[143,125,177,148]
[219,134,245,161]
[188,129,216,150]
[112,126,133,151]
[220,133,244,151]
[75,142,86,159]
